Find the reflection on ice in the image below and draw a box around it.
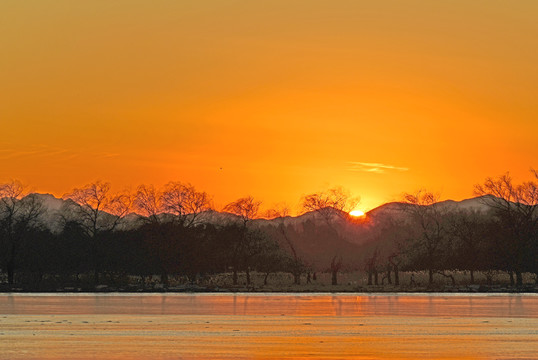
[1,294,537,360]
[1,293,536,317]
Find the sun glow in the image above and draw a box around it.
[349,210,365,217]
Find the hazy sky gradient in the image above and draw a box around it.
[2,1,537,212]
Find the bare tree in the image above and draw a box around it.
[133,182,211,285]
[447,209,488,284]
[223,196,262,285]
[265,205,306,285]
[0,181,44,284]
[365,247,380,286]
[378,214,410,286]
[475,171,538,286]
[330,255,343,285]
[263,203,291,220]
[162,182,212,227]
[134,182,211,225]
[63,181,131,283]
[402,190,449,285]
[133,184,169,284]
[301,187,359,285]
[302,187,359,225]
[224,196,261,226]
[133,184,163,224]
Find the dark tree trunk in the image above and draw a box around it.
[428,268,434,285]
[394,265,399,286]
[246,268,251,285]
[509,271,515,286]
[331,270,338,285]
[232,269,238,285]
[470,270,475,284]
[264,272,270,286]
[367,271,373,285]
[161,272,168,286]
[91,237,99,284]
[386,267,392,285]
[374,270,378,286]
[7,263,15,285]
[293,272,301,285]
[7,245,16,285]
[516,271,523,287]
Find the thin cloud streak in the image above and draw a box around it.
[347,162,409,174]
[0,146,120,161]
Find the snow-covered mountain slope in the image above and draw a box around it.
[28,192,496,232]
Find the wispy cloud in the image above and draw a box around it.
[0,145,120,161]
[347,162,409,174]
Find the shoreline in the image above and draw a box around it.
[3,271,536,294]
[2,284,537,294]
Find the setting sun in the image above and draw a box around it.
[349,210,365,217]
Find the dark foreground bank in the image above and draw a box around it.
[2,271,537,293]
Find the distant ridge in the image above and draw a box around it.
[22,193,497,270]
[28,192,492,233]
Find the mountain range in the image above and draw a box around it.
[28,193,492,271]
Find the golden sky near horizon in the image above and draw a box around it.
[1,1,537,213]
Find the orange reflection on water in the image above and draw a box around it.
[1,294,535,317]
[1,294,537,360]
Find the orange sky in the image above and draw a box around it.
[1,1,537,213]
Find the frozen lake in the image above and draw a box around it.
[1,293,537,359]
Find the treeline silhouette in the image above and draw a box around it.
[0,182,289,288]
[0,170,536,290]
